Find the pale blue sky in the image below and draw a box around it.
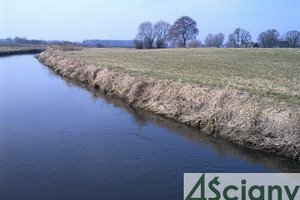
[1,0,299,42]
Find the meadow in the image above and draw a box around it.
[59,48,300,106]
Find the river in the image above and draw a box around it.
[0,55,299,200]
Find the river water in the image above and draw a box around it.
[0,55,299,200]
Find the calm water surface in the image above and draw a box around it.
[0,55,299,200]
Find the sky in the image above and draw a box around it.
[0,0,299,42]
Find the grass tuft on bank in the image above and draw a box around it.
[59,48,300,106]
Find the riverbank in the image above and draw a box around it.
[35,47,300,161]
[0,46,45,56]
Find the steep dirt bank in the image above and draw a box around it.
[36,48,300,161]
[0,48,44,57]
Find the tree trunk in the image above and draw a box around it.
[183,37,186,48]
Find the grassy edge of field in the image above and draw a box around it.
[60,47,300,107]
[35,47,300,161]
[0,45,45,56]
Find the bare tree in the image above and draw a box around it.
[204,33,214,47]
[227,28,251,47]
[240,29,252,47]
[212,33,225,47]
[169,16,199,48]
[284,30,300,47]
[135,21,155,49]
[188,40,201,48]
[204,33,224,47]
[154,20,171,48]
[257,29,279,48]
[226,33,237,47]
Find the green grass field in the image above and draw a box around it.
[59,48,300,105]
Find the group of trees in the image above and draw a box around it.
[284,30,300,47]
[0,37,48,45]
[134,16,199,49]
[257,29,279,48]
[0,37,81,46]
[204,33,225,47]
[134,16,300,49]
[226,28,251,47]
[257,29,300,48]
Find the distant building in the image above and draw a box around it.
[252,43,260,48]
[243,42,259,48]
[274,41,291,48]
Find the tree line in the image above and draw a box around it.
[134,16,300,49]
[0,37,76,46]
[0,37,48,45]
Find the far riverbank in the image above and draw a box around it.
[0,45,45,57]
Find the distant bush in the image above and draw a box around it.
[133,39,143,49]
[176,40,184,48]
[95,43,104,48]
[188,40,202,48]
